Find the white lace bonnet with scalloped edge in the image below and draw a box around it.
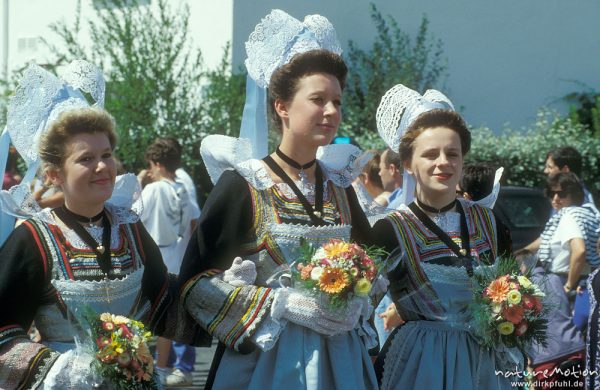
[245,9,343,89]
[0,60,141,223]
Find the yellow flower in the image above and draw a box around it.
[498,321,515,335]
[100,313,113,322]
[115,346,124,354]
[354,278,372,296]
[517,276,532,289]
[112,315,129,325]
[323,241,351,259]
[507,290,522,305]
[319,268,350,294]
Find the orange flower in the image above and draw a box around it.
[319,268,350,294]
[502,304,524,324]
[486,276,511,303]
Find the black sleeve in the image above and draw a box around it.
[346,185,375,245]
[0,223,47,330]
[177,170,254,285]
[494,210,513,258]
[371,217,401,255]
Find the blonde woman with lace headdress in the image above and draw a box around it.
[0,62,195,389]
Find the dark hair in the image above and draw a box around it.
[398,109,470,163]
[145,138,181,173]
[163,137,183,155]
[39,107,117,170]
[545,172,585,205]
[546,146,582,176]
[362,150,383,189]
[268,49,348,133]
[460,164,496,201]
[383,147,403,172]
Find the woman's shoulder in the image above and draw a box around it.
[200,135,276,190]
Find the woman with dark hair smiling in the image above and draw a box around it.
[373,84,515,389]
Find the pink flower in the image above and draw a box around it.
[120,324,133,339]
[515,321,529,336]
[521,294,536,311]
[117,352,132,367]
[300,264,314,280]
[96,336,110,348]
[502,305,524,324]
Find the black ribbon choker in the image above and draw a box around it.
[59,206,105,224]
[416,198,457,214]
[275,147,316,170]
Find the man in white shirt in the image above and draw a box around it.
[139,138,198,387]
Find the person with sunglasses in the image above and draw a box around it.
[521,172,600,298]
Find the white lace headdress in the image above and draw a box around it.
[375,84,455,206]
[239,9,342,158]
[376,85,505,208]
[0,60,140,242]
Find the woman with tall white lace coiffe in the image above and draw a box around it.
[177,10,378,390]
[372,84,519,390]
[0,62,191,389]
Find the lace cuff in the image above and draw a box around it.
[250,315,286,352]
[42,348,98,389]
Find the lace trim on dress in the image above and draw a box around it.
[0,173,141,224]
[200,134,367,190]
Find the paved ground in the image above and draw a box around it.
[167,342,216,389]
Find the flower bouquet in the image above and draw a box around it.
[82,310,157,389]
[292,238,387,308]
[470,257,548,350]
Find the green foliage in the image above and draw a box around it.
[468,109,600,194]
[565,88,600,138]
[43,0,248,198]
[340,4,447,150]
[200,49,246,139]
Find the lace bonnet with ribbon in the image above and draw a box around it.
[376,84,503,207]
[240,9,342,159]
[0,60,141,244]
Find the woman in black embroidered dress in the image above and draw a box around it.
[178,48,378,389]
[0,107,182,389]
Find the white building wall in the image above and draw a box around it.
[2,1,599,132]
[1,0,233,78]
[231,0,600,131]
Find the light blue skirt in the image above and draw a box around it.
[213,322,378,390]
[381,321,522,390]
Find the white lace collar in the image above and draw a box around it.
[0,173,142,224]
[200,134,370,190]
